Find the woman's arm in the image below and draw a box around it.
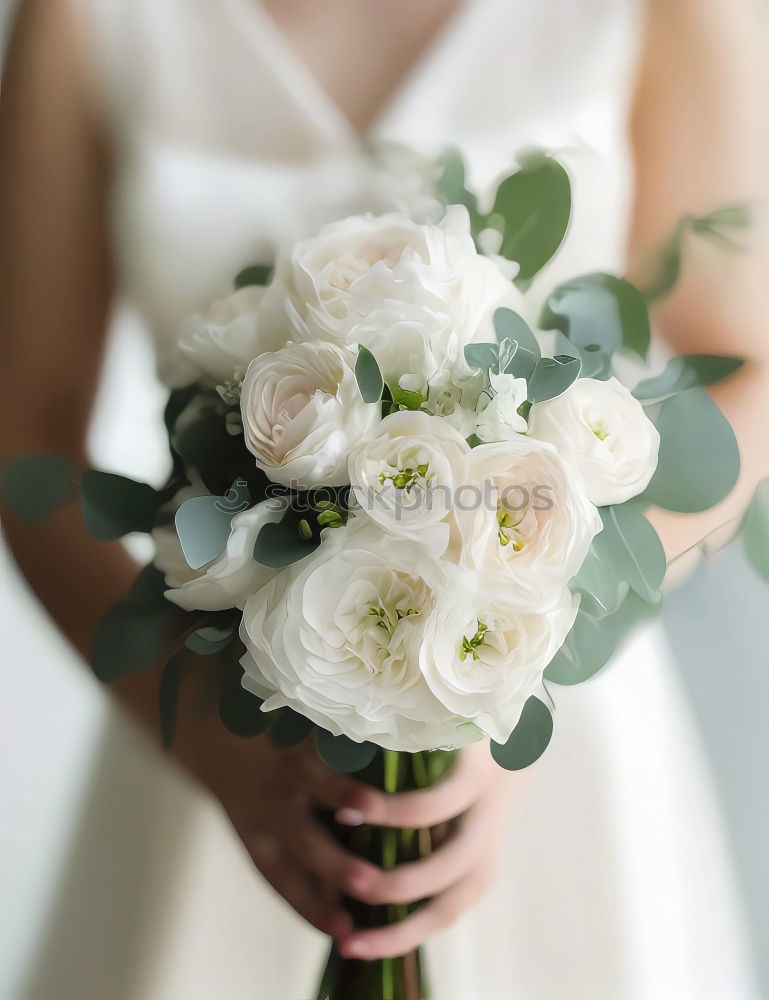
[629,0,769,560]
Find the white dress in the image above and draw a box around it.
[8,0,758,996]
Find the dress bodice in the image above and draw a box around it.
[71,0,644,385]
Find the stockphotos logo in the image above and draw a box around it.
[262,478,555,518]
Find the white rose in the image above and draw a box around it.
[239,521,482,752]
[420,579,578,744]
[527,377,660,506]
[474,372,529,442]
[164,499,285,612]
[240,341,381,489]
[453,438,601,608]
[177,287,286,386]
[271,208,522,380]
[348,410,468,543]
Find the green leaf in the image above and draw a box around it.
[269,709,314,748]
[492,153,571,284]
[545,609,617,686]
[253,516,320,568]
[743,477,769,584]
[2,455,75,521]
[131,563,169,604]
[493,308,541,358]
[500,341,538,381]
[355,345,384,404]
[570,524,626,618]
[80,469,162,540]
[185,625,235,655]
[604,504,666,604]
[490,696,553,770]
[218,646,270,738]
[552,333,611,380]
[158,651,185,748]
[527,355,581,403]
[435,148,483,233]
[386,379,427,412]
[234,264,273,288]
[632,355,744,402]
[90,601,178,683]
[643,388,740,512]
[541,272,650,360]
[175,481,251,570]
[464,342,499,378]
[571,505,665,613]
[315,730,378,774]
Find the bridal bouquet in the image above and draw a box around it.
[3,151,745,1000]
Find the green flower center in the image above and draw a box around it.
[497,508,526,551]
[368,603,420,638]
[379,462,433,494]
[591,423,610,441]
[459,621,489,661]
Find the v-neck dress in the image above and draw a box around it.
[18,0,755,996]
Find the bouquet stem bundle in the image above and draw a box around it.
[316,749,456,1000]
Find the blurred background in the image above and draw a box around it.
[1,1,768,997]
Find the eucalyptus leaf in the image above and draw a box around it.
[219,646,270,738]
[492,153,571,284]
[552,333,611,380]
[355,345,384,404]
[743,477,769,584]
[269,709,314,748]
[158,651,185,748]
[545,610,617,686]
[315,730,378,774]
[253,516,320,568]
[604,504,666,604]
[185,627,235,655]
[435,148,483,233]
[175,481,251,570]
[464,342,499,379]
[569,525,626,618]
[527,355,581,403]
[643,388,740,512]
[2,455,75,522]
[80,470,162,540]
[493,308,541,358]
[632,355,744,402]
[501,343,538,381]
[234,264,273,288]
[540,273,650,360]
[490,696,553,770]
[90,600,178,683]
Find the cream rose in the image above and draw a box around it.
[240,341,381,489]
[527,377,660,506]
[164,499,286,612]
[452,437,601,609]
[271,208,523,381]
[420,578,579,744]
[239,521,482,752]
[348,410,468,542]
[176,286,285,387]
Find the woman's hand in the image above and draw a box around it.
[175,703,513,958]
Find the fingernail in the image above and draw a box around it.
[335,807,365,827]
[339,938,366,960]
